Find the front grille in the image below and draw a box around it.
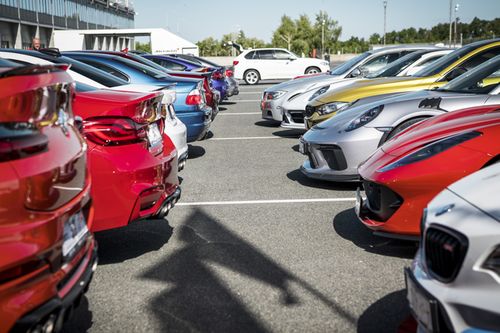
[319,145,347,170]
[425,226,468,283]
[305,105,315,117]
[362,181,403,221]
[289,111,304,124]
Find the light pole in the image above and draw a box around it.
[383,0,387,45]
[321,19,325,59]
[454,4,459,47]
[449,0,453,47]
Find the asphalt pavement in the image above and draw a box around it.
[63,82,418,333]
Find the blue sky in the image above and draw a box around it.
[133,0,499,42]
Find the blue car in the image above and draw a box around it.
[63,52,212,142]
[147,54,229,100]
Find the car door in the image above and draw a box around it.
[255,50,276,79]
[272,49,299,79]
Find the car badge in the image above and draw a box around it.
[435,204,455,217]
[443,243,455,253]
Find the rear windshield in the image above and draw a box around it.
[114,56,169,79]
[330,52,371,75]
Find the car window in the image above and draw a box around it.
[440,55,500,94]
[152,58,186,71]
[54,56,128,87]
[330,52,371,75]
[366,51,428,78]
[257,50,274,60]
[417,55,444,67]
[274,50,291,60]
[457,47,500,71]
[359,52,404,74]
[76,58,130,82]
[412,43,497,77]
[245,51,256,59]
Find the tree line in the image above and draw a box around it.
[195,14,499,56]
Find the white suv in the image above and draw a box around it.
[233,48,330,85]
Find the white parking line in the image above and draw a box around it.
[209,136,281,141]
[232,99,260,102]
[218,112,261,116]
[176,197,356,206]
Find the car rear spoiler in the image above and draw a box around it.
[169,70,211,79]
[0,63,71,78]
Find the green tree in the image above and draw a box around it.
[271,15,296,50]
[135,41,151,53]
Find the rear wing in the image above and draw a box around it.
[0,63,70,78]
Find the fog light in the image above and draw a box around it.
[42,314,56,333]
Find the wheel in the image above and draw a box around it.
[305,66,321,75]
[244,70,260,85]
[384,117,428,142]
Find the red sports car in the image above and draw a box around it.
[74,86,181,232]
[356,104,500,239]
[0,64,97,332]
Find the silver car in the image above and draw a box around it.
[299,55,500,182]
[407,162,500,333]
[260,46,442,123]
[281,49,451,130]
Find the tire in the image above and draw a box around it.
[305,66,321,75]
[384,117,428,142]
[244,69,260,85]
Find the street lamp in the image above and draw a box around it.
[383,0,387,45]
[321,19,325,59]
[454,3,460,47]
[449,0,453,47]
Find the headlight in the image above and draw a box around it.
[265,90,286,100]
[345,105,384,132]
[309,86,330,101]
[316,101,350,116]
[482,245,500,278]
[378,131,482,172]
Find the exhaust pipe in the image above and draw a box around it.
[154,187,182,219]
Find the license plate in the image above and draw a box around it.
[405,269,436,332]
[147,122,163,151]
[63,211,88,260]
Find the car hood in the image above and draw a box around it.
[315,76,437,104]
[380,106,500,158]
[264,73,342,93]
[448,163,500,222]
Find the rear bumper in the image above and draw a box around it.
[177,108,212,142]
[10,241,98,333]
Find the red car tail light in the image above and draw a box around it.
[211,71,224,80]
[233,60,239,66]
[225,69,234,77]
[185,89,203,105]
[83,117,147,146]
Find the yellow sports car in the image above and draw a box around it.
[305,39,500,128]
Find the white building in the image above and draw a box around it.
[52,28,198,55]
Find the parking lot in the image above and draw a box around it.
[64,83,417,333]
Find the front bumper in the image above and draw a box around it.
[281,109,306,130]
[260,97,284,122]
[10,241,98,333]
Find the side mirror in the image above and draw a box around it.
[446,67,467,81]
[350,68,362,78]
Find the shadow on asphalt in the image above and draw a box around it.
[272,129,304,139]
[287,169,359,191]
[292,144,299,152]
[94,219,173,265]
[62,296,93,332]
[218,106,228,111]
[357,289,411,333]
[254,120,280,127]
[333,208,418,259]
[140,208,358,332]
[220,101,236,105]
[188,144,206,159]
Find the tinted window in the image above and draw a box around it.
[113,57,169,79]
[367,50,428,78]
[258,50,274,60]
[412,42,497,77]
[155,59,186,71]
[360,51,405,74]
[245,51,256,59]
[274,50,291,59]
[76,58,130,82]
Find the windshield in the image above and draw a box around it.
[115,57,169,79]
[330,52,371,75]
[366,50,429,78]
[411,43,486,77]
[438,55,500,94]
